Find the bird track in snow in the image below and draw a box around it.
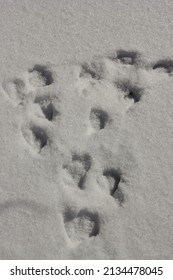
[2,49,171,243]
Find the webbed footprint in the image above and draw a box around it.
[79,58,104,80]
[22,124,49,153]
[107,49,142,66]
[63,153,92,189]
[153,59,173,74]
[116,79,144,104]
[98,168,124,205]
[89,108,110,131]
[2,77,29,105]
[29,64,54,88]
[34,94,59,121]
[64,209,100,242]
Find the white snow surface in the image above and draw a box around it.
[0,0,173,259]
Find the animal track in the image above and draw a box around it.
[153,59,173,74]
[2,77,28,105]
[117,80,143,103]
[103,168,124,204]
[29,64,53,87]
[31,126,48,150]
[12,78,26,94]
[63,153,92,189]
[64,208,100,242]
[34,95,59,121]
[22,124,49,153]
[108,49,140,65]
[90,108,110,131]
[116,50,140,65]
[79,61,103,80]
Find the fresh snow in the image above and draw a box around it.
[0,0,173,260]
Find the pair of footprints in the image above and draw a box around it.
[26,107,107,154]
[2,64,58,152]
[4,64,57,122]
[80,51,144,105]
[111,49,173,74]
[17,65,60,152]
[3,64,54,105]
[80,50,173,107]
[25,94,59,153]
[63,153,124,243]
[81,49,173,76]
[26,107,108,153]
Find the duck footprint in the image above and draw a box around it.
[79,60,104,80]
[2,77,29,105]
[116,49,141,65]
[89,108,110,131]
[153,59,173,74]
[64,209,100,242]
[98,168,124,205]
[29,64,54,88]
[116,79,144,104]
[22,124,49,153]
[34,94,59,121]
[63,153,92,189]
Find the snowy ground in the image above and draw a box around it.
[0,0,173,260]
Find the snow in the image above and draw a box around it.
[0,0,173,260]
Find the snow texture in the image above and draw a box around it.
[0,0,173,260]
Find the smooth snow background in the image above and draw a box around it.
[0,0,173,259]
